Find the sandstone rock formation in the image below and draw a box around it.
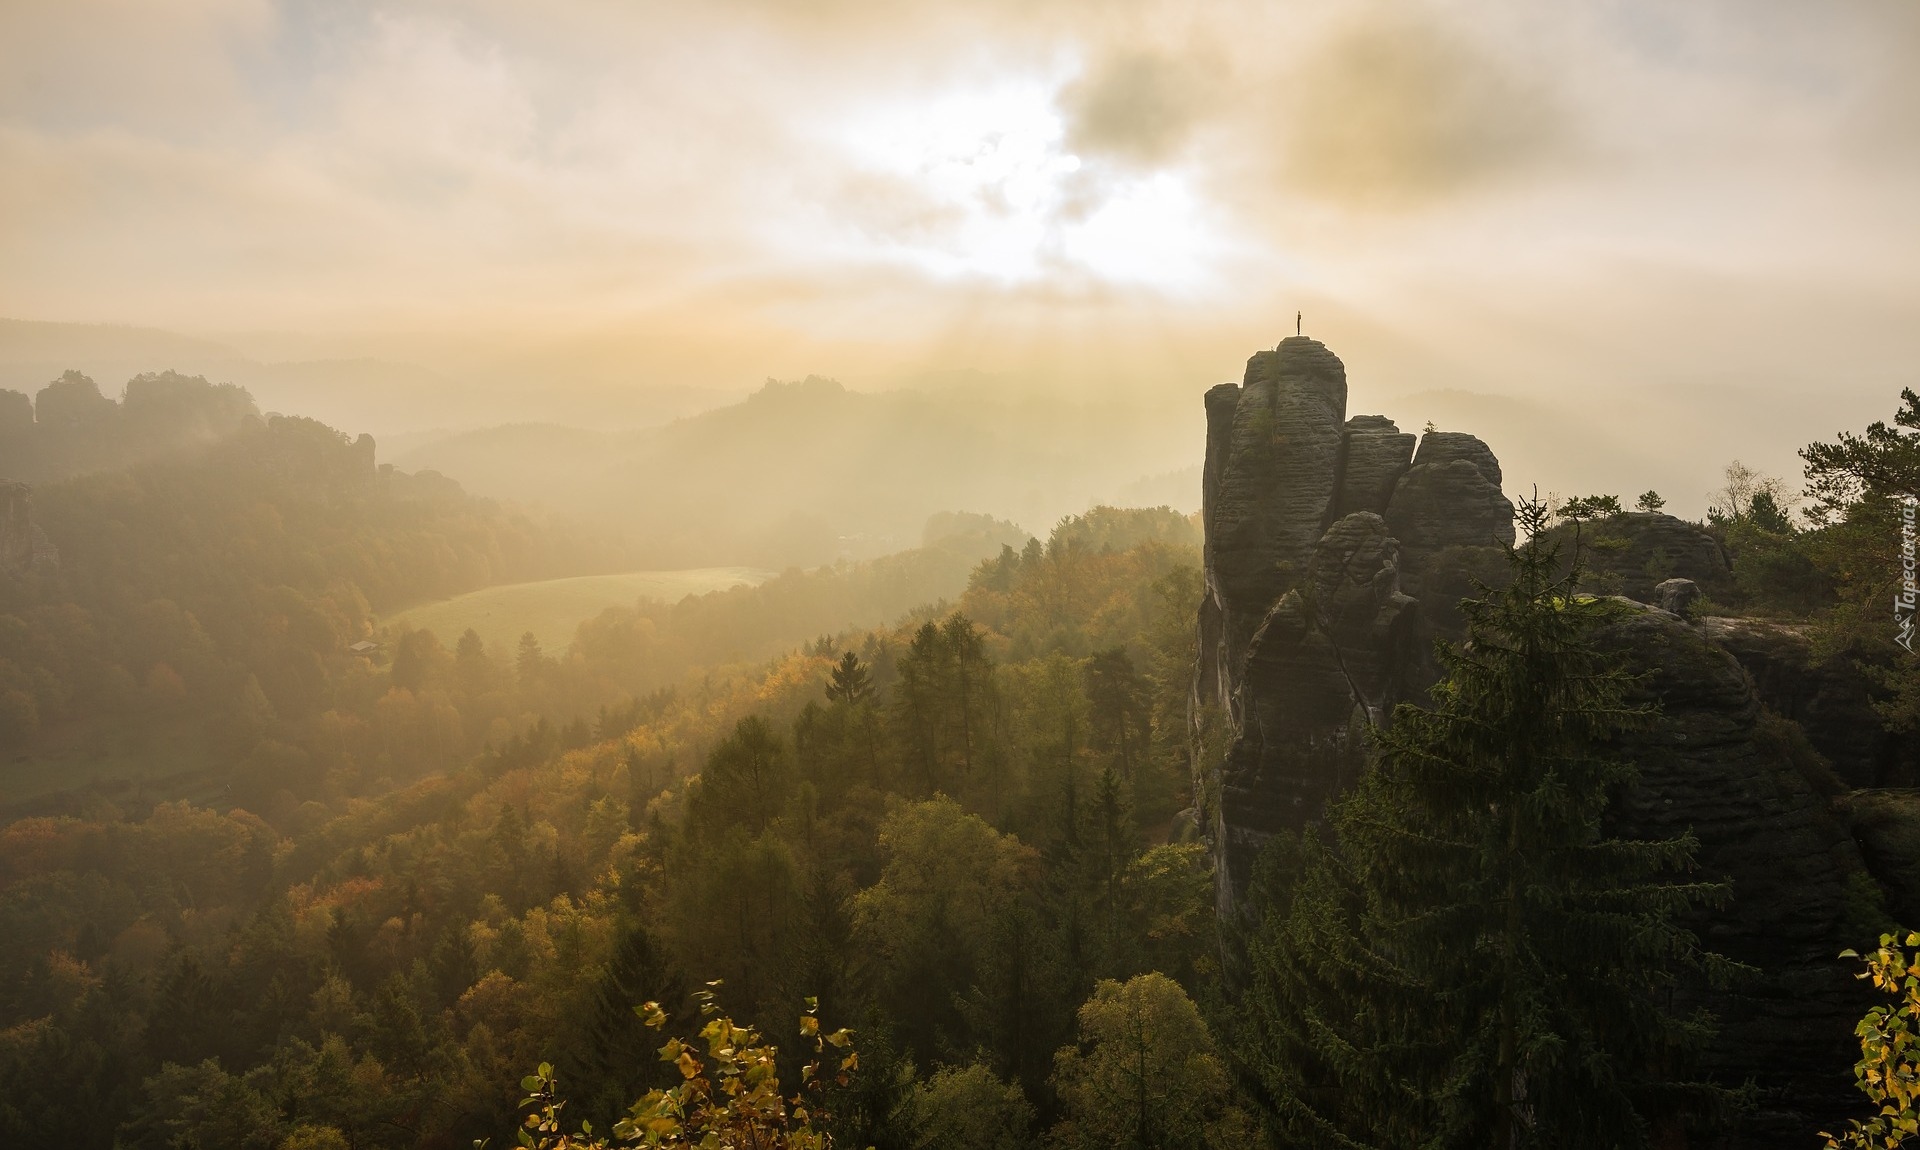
[1197,337,1512,907]
[1656,575,1701,617]
[1547,510,1733,602]
[1330,415,1414,519]
[1705,616,1919,788]
[1600,608,1871,1140]
[1195,335,1901,1143]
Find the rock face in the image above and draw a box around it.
[1210,512,1419,897]
[1332,416,1414,519]
[1197,338,1514,907]
[1704,616,1919,788]
[1198,338,1350,720]
[1600,609,1871,1142]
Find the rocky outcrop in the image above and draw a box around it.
[1332,416,1414,519]
[1704,616,1918,788]
[1547,511,1733,602]
[1212,512,1417,899]
[1196,335,1892,1144]
[1198,338,1349,720]
[1197,337,1516,907]
[1600,608,1873,1142]
[1656,576,1701,617]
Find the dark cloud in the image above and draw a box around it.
[1060,49,1216,166]
[1279,14,1565,205]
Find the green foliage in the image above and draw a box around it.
[901,1063,1035,1150]
[854,798,1036,1061]
[825,651,873,707]
[1803,389,1920,525]
[1795,392,1920,730]
[1824,932,1920,1149]
[1046,506,1200,554]
[687,716,793,837]
[1635,490,1666,512]
[0,410,606,782]
[1049,973,1255,1150]
[1555,493,1623,521]
[1241,495,1744,1149]
[0,478,1215,1149]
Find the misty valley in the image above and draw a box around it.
[0,335,1915,1150]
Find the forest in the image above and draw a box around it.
[0,367,1917,1150]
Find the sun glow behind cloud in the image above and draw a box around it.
[837,80,1218,290]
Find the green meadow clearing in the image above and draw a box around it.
[382,567,773,654]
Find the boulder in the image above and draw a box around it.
[1656,576,1701,617]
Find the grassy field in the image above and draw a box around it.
[382,567,773,653]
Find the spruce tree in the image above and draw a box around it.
[569,922,689,1129]
[1241,496,1743,1149]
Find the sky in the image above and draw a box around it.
[1,0,1916,508]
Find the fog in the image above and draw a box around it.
[2,0,1916,525]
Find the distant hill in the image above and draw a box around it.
[395,375,1206,569]
[0,317,729,440]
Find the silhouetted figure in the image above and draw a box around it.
[1296,311,1302,336]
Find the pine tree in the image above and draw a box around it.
[824,650,873,706]
[1241,495,1743,1149]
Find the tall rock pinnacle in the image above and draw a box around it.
[1195,337,1514,912]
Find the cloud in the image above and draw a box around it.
[1060,48,1217,167]
[1276,12,1567,206]
[0,0,1913,486]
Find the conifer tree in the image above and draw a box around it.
[569,922,688,1128]
[824,650,873,706]
[1241,495,1742,1149]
